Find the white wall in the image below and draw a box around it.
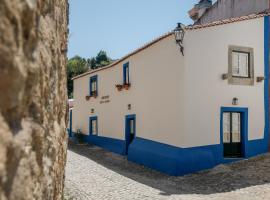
[183,17,265,147]
[73,17,265,148]
[73,35,185,147]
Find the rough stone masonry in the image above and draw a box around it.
[0,0,68,199]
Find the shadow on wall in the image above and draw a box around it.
[68,140,270,196]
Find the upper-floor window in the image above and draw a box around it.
[123,62,130,85]
[232,51,250,78]
[228,46,254,85]
[89,75,98,96]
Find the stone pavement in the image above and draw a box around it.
[64,141,270,200]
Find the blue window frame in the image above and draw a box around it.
[69,109,72,137]
[123,62,130,85]
[89,116,98,135]
[89,75,98,96]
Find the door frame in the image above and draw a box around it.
[125,114,136,154]
[89,116,98,135]
[69,109,73,137]
[220,107,248,158]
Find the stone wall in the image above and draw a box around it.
[196,0,269,24]
[0,0,68,199]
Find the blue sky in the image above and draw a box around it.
[68,0,200,59]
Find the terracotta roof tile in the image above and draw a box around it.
[72,12,269,80]
[72,32,173,80]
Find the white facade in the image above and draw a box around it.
[71,15,269,175]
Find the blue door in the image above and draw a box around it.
[69,109,72,137]
[125,115,136,154]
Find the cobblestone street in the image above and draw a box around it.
[64,141,270,200]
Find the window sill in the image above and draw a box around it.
[228,76,254,86]
[85,94,98,101]
[115,83,131,91]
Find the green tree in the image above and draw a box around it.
[67,56,88,98]
[67,51,113,98]
[95,50,112,67]
[87,58,97,70]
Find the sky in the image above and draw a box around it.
[68,0,201,59]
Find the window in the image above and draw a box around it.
[89,117,98,135]
[223,112,241,144]
[89,75,98,96]
[123,62,130,84]
[228,46,254,85]
[232,51,250,78]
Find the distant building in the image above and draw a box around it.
[68,99,74,109]
[189,0,269,24]
[70,13,270,176]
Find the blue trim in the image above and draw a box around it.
[125,114,136,154]
[89,116,98,136]
[69,110,73,137]
[89,75,98,96]
[82,134,126,155]
[264,16,269,150]
[123,62,129,84]
[220,107,248,158]
[128,137,221,176]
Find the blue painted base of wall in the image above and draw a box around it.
[69,133,268,176]
[81,134,126,155]
[127,137,222,176]
[127,137,269,176]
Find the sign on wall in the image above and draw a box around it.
[100,95,110,104]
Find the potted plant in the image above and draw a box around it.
[91,91,97,98]
[74,129,84,144]
[123,83,131,90]
[85,95,90,101]
[115,84,123,91]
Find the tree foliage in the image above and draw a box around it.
[67,51,113,98]
[67,56,88,98]
[88,50,112,70]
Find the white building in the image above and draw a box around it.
[70,13,270,175]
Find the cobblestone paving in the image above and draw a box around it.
[64,141,270,200]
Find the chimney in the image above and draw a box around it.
[188,0,212,22]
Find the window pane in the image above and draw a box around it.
[223,113,230,143]
[92,120,97,135]
[94,81,97,91]
[232,113,241,142]
[238,53,249,77]
[232,52,240,76]
[232,51,249,77]
[125,66,129,83]
[130,120,134,135]
[91,80,97,91]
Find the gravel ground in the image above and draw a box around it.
[64,141,270,200]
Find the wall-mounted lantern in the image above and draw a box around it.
[91,108,94,114]
[174,23,185,56]
[128,104,131,110]
[232,97,239,106]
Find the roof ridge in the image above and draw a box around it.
[72,32,173,80]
